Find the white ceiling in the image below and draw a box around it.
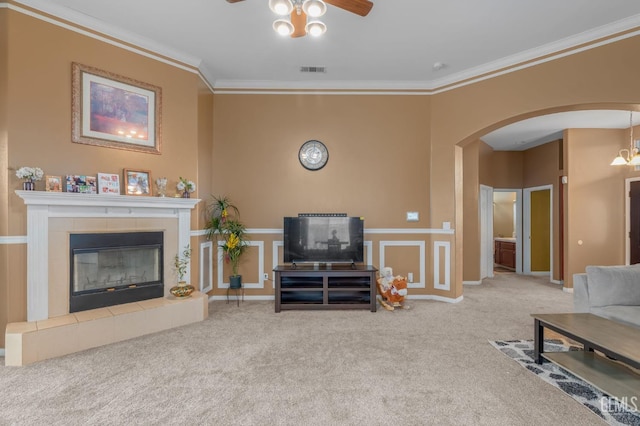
[12,0,640,149]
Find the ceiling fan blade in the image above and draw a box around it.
[290,9,307,38]
[324,0,373,16]
[226,0,245,3]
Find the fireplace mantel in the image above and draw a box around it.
[16,190,200,321]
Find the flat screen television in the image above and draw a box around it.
[283,216,364,265]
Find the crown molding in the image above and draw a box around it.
[7,0,204,73]
[4,1,640,94]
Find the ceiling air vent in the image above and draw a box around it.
[300,66,326,73]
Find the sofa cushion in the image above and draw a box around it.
[590,306,640,329]
[586,265,640,307]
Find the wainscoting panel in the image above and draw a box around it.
[217,240,265,289]
[379,240,426,288]
[199,241,213,293]
[434,241,451,291]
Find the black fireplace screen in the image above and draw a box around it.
[73,246,161,293]
[69,232,164,312]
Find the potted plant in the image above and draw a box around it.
[205,196,249,289]
[170,245,194,297]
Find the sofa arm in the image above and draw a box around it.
[573,273,590,313]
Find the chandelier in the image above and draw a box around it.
[270,0,328,37]
[610,111,640,166]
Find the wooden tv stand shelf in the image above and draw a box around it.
[274,264,378,312]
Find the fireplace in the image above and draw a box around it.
[69,231,164,313]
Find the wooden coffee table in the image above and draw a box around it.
[531,313,640,403]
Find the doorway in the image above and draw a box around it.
[493,189,523,274]
[480,186,523,278]
[625,178,640,264]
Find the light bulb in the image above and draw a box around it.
[273,19,294,36]
[302,0,327,18]
[269,0,293,15]
[305,20,326,37]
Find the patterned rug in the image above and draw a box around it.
[489,339,640,426]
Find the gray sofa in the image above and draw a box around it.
[573,264,640,329]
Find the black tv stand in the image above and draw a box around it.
[274,264,377,312]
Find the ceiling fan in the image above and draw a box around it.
[226,0,374,38]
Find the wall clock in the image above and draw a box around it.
[298,140,329,171]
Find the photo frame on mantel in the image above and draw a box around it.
[71,62,162,155]
[124,169,152,196]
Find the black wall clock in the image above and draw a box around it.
[298,140,329,171]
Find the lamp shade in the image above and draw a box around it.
[269,0,294,15]
[611,153,628,165]
[305,20,327,36]
[629,154,640,166]
[273,19,294,36]
[302,0,327,17]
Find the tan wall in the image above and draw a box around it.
[211,94,431,227]
[435,35,640,290]
[0,9,212,345]
[0,8,9,346]
[209,93,442,297]
[462,140,480,281]
[565,128,631,285]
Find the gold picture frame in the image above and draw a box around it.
[45,175,62,192]
[72,62,162,154]
[123,169,152,196]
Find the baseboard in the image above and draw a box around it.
[463,280,482,285]
[562,287,574,294]
[208,295,275,301]
[207,294,464,303]
[530,271,551,276]
[550,279,564,285]
[407,294,464,303]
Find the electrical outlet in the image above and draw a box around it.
[263,273,269,280]
[408,272,414,283]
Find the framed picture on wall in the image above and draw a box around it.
[45,175,62,192]
[124,169,152,196]
[71,62,162,155]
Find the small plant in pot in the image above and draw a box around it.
[170,245,194,298]
[205,196,249,289]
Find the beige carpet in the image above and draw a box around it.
[0,273,606,425]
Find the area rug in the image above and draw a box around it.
[489,339,640,426]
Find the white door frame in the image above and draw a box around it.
[480,184,494,279]
[493,188,523,274]
[523,184,553,277]
[625,177,640,265]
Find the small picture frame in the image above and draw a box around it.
[66,175,97,194]
[124,169,152,196]
[97,173,121,195]
[45,175,62,192]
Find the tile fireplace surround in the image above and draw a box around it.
[5,191,207,366]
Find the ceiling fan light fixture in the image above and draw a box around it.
[305,20,326,37]
[302,0,327,18]
[611,151,629,165]
[273,19,294,36]
[269,0,294,15]
[610,111,639,166]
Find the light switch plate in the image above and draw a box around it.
[406,212,419,222]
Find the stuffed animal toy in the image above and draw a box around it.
[377,267,409,311]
